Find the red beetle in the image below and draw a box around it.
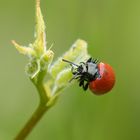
[62,57,115,95]
[89,62,115,95]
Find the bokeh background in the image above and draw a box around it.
[0,0,140,139]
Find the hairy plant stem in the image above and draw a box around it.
[15,71,53,140]
[15,103,49,140]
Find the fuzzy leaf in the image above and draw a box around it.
[12,40,35,57]
[49,39,89,78]
[33,0,47,54]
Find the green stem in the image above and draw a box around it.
[36,81,49,104]
[15,71,52,140]
[15,103,49,140]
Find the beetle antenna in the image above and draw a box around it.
[69,73,80,82]
[62,59,79,67]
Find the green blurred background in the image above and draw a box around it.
[0,0,140,139]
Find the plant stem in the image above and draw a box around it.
[15,71,52,140]
[15,103,49,140]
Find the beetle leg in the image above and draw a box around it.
[69,74,80,82]
[79,80,84,87]
[83,82,89,91]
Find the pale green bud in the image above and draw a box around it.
[35,0,46,40]
[49,39,89,78]
[54,68,72,89]
[12,0,51,80]
[25,59,40,79]
[40,50,54,70]
[32,0,47,57]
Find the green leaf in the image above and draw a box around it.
[49,39,89,78]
